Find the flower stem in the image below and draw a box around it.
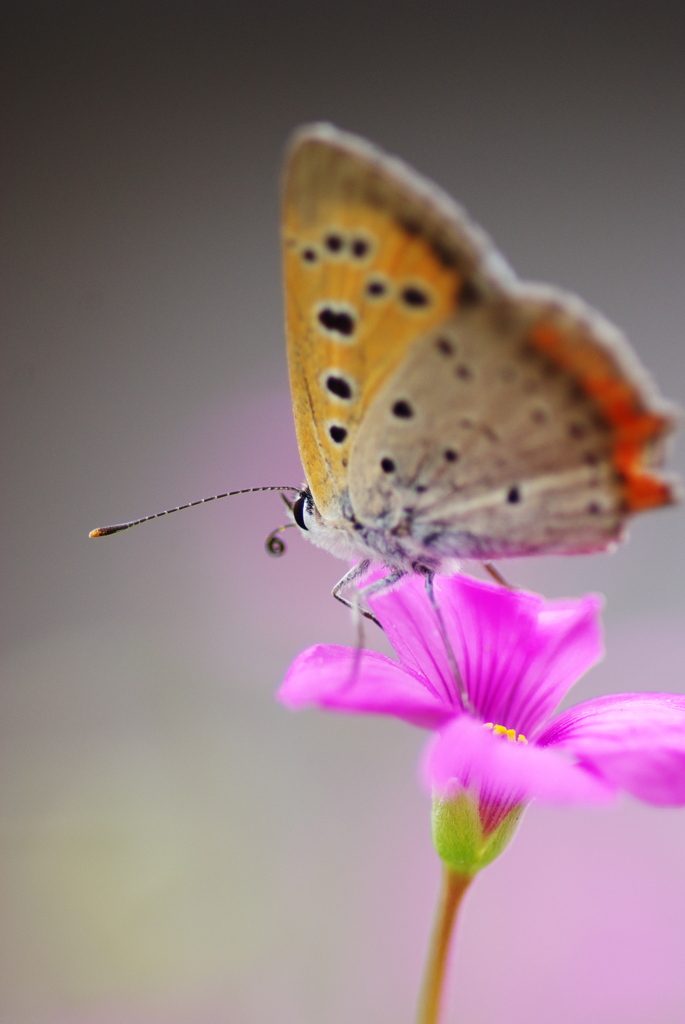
[415,866,472,1024]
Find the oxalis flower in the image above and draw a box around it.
[279,571,685,875]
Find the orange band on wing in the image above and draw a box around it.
[621,473,673,512]
[530,323,674,512]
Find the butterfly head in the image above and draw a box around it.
[290,484,379,564]
[290,486,344,550]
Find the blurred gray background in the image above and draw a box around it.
[2,2,684,1022]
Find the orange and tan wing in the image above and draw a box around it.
[282,122,509,519]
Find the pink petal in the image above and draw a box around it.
[366,572,458,708]
[539,693,685,806]
[423,715,616,805]
[370,573,604,736]
[277,644,452,728]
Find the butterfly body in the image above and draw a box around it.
[283,124,678,574]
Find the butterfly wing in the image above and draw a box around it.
[282,122,512,521]
[349,287,678,559]
[283,123,678,562]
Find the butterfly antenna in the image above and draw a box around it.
[89,486,301,538]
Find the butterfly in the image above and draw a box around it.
[91,122,679,613]
[282,123,679,603]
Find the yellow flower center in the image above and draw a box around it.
[483,722,528,744]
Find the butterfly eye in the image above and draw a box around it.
[293,494,308,531]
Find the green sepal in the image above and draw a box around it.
[431,791,524,876]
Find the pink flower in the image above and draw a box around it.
[279,573,685,823]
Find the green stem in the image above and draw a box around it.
[415,866,472,1024]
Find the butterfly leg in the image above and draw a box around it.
[332,560,382,628]
[352,566,407,652]
[340,566,407,685]
[355,567,407,619]
[419,568,473,714]
[482,561,515,590]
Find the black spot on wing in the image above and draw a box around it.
[326,375,353,399]
[325,233,344,253]
[392,399,414,419]
[401,286,430,308]
[366,278,387,298]
[329,425,348,444]
[318,306,356,337]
